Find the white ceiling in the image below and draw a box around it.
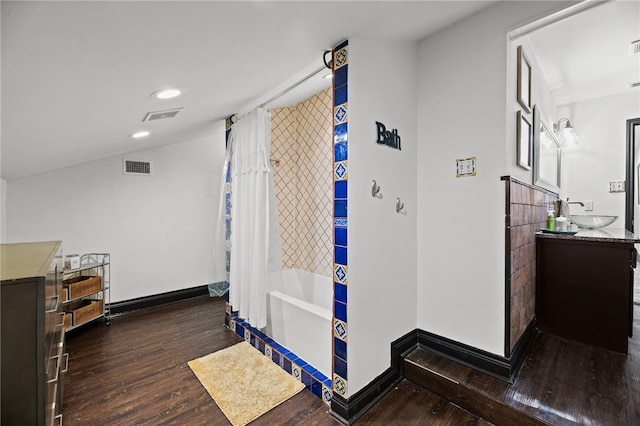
[3,1,637,181]
[526,0,640,106]
[1,0,496,180]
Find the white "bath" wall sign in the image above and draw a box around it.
[375,121,401,150]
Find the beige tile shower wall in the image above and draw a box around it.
[270,88,333,277]
[271,106,299,271]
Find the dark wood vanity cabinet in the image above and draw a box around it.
[1,241,66,425]
[536,233,635,353]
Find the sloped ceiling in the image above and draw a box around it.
[527,0,640,106]
[1,0,497,180]
[8,2,634,181]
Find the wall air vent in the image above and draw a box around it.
[142,107,183,122]
[123,159,153,176]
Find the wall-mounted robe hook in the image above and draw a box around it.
[396,197,405,213]
[371,180,381,198]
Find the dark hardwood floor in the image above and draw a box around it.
[65,296,488,425]
[67,294,639,425]
[356,380,492,425]
[405,304,640,426]
[63,296,338,425]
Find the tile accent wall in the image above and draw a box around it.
[332,40,349,399]
[270,88,333,277]
[503,176,557,355]
[270,106,298,270]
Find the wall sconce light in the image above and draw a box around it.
[554,118,579,146]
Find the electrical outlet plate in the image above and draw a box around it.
[456,156,476,178]
[609,180,626,193]
[584,200,593,211]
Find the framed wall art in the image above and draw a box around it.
[517,110,532,170]
[517,45,532,113]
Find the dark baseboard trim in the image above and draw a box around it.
[391,329,420,376]
[328,323,539,424]
[414,322,538,383]
[416,329,511,380]
[330,367,401,425]
[508,319,538,380]
[108,285,210,316]
[329,330,417,424]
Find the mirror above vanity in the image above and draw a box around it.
[533,105,561,193]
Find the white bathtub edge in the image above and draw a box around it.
[269,290,332,321]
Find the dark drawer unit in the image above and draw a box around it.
[536,233,635,353]
[1,241,66,425]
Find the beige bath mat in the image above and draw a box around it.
[188,341,305,426]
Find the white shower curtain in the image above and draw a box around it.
[209,133,231,297]
[225,108,282,328]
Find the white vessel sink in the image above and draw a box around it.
[570,215,618,229]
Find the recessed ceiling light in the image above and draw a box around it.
[322,73,333,80]
[151,89,181,99]
[130,131,150,139]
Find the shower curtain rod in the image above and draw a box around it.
[258,64,328,109]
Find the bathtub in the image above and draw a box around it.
[267,269,332,378]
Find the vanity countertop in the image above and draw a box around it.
[536,228,640,244]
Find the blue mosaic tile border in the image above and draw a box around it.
[229,316,333,405]
[332,39,349,399]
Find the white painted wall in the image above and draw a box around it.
[559,91,640,220]
[1,179,6,242]
[508,35,559,183]
[0,3,3,243]
[347,38,418,394]
[416,1,570,356]
[1,1,4,242]
[6,134,226,302]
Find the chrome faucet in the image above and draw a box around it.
[567,198,584,207]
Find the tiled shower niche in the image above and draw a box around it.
[503,176,557,354]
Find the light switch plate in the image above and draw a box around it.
[584,200,593,211]
[609,180,626,193]
[456,156,476,178]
